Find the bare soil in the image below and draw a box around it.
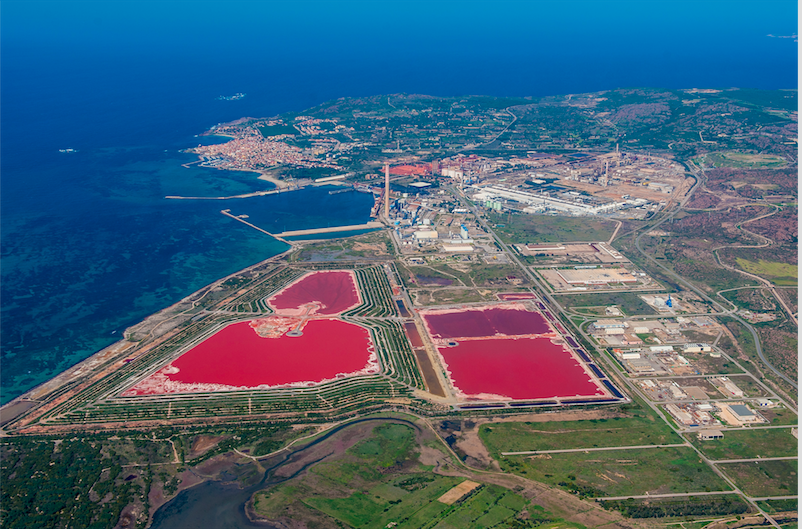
[189,434,227,459]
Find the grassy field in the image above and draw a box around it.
[292,231,394,261]
[693,359,749,379]
[697,152,787,169]
[253,422,568,529]
[714,375,770,398]
[498,446,729,498]
[735,258,798,286]
[685,428,798,460]
[427,288,497,305]
[757,498,799,514]
[479,416,682,454]
[400,261,528,290]
[718,460,798,497]
[759,407,800,426]
[488,212,616,245]
[673,257,759,292]
[557,292,656,316]
[600,495,749,519]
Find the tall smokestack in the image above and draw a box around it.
[384,164,390,218]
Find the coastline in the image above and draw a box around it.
[0,244,297,424]
[256,171,290,190]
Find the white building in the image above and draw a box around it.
[472,185,624,216]
[414,230,439,240]
[683,343,713,353]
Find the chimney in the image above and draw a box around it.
[384,164,390,218]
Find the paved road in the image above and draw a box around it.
[599,490,739,501]
[632,165,797,389]
[502,443,688,456]
[451,182,788,529]
[693,424,798,432]
[712,456,798,464]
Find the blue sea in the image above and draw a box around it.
[1,0,797,403]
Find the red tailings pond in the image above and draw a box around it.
[123,270,377,396]
[268,270,360,315]
[421,304,607,401]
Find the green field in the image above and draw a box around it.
[685,428,798,460]
[760,407,800,426]
[400,261,527,290]
[310,483,536,529]
[673,257,759,291]
[428,288,498,305]
[714,376,770,398]
[757,498,799,514]
[718,460,798,497]
[253,423,557,529]
[698,152,787,169]
[735,258,798,286]
[479,416,682,454]
[488,212,616,244]
[498,447,729,498]
[557,291,656,316]
[600,495,749,519]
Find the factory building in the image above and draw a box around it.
[721,404,762,425]
[698,430,724,440]
[682,343,712,353]
[713,377,744,398]
[472,185,625,216]
[442,245,473,253]
[414,230,439,240]
[592,319,627,330]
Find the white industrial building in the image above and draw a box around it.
[683,343,713,353]
[442,245,473,253]
[592,319,627,330]
[714,377,744,398]
[414,230,439,240]
[472,185,625,216]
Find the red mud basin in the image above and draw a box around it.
[268,270,360,315]
[123,318,378,395]
[421,303,550,339]
[437,337,606,401]
[420,304,607,401]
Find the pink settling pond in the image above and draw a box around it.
[423,305,550,339]
[268,270,360,315]
[438,337,605,400]
[124,318,377,395]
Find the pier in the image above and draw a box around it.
[220,210,289,244]
[275,222,384,238]
[166,188,291,200]
[220,211,382,242]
